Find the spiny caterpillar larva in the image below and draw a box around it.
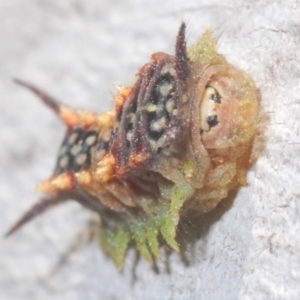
[6,23,259,267]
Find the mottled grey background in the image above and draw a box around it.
[1,1,300,299]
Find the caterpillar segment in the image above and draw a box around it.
[7,22,259,267]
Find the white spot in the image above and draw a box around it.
[159,83,173,97]
[102,130,111,142]
[71,144,82,156]
[128,113,136,122]
[95,149,106,161]
[182,94,188,103]
[68,132,79,145]
[145,104,157,113]
[166,100,175,113]
[59,145,67,156]
[151,117,167,132]
[76,153,87,166]
[59,156,69,169]
[85,135,97,146]
[126,130,133,141]
[200,87,220,132]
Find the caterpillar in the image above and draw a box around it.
[6,22,259,268]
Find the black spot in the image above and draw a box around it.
[148,129,163,141]
[124,116,133,134]
[210,87,221,104]
[96,139,109,152]
[126,139,130,149]
[117,106,123,122]
[130,98,138,114]
[207,115,219,128]
[147,111,156,124]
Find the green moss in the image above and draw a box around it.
[146,221,160,258]
[170,183,194,218]
[183,154,197,179]
[188,29,220,64]
[99,180,195,267]
[133,223,153,263]
[100,227,130,268]
[159,212,179,251]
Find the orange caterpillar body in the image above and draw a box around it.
[7,23,259,267]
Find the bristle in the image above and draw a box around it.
[14,78,61,114]
[5,196,63,237]
[13,78,93,128]
[175,22,189,82]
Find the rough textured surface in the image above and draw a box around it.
[1,1,299,299]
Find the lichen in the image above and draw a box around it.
[188,29,220,64]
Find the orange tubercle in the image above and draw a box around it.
[75,170,93,186]
[113,86,132,111]
[36,173,73,194]
[95,154,116,183]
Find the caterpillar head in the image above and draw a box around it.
[187,34,259,167]
[199,70,259,152]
